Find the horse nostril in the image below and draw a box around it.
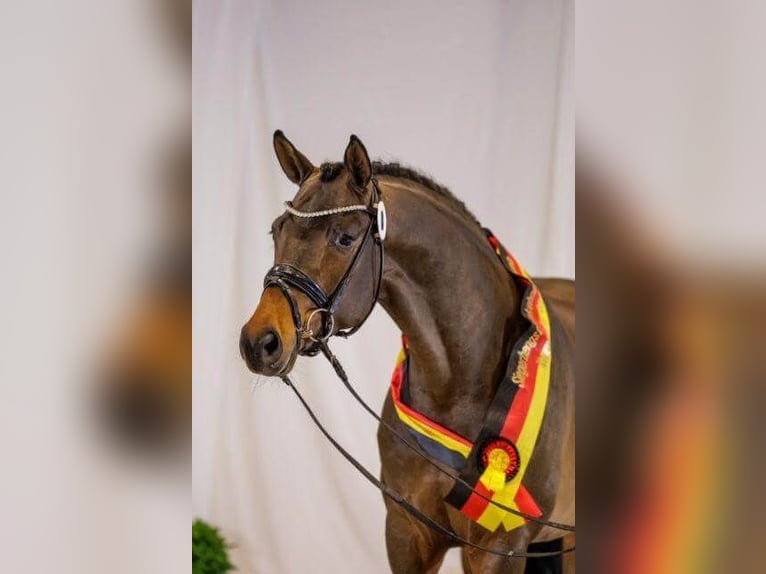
[240,326,283,371]
[260,330,281,358]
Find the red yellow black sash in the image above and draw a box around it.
[389,230,551,532]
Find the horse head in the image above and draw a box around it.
[240,131,383,376]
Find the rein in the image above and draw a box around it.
[317,342,575,533]
[264,179,575,559]
[282,369,574,560]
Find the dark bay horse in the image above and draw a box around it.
[241,132,575,573]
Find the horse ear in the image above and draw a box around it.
[343,134,372,191]
[273,130,314,185]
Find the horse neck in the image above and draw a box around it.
[377,177,523,435]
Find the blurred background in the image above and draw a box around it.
[193,1,572,572]
[0,0,189,572]
[579,1,766,572]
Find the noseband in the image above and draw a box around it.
[263,178,386,355]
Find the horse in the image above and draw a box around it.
[240,132,575,573]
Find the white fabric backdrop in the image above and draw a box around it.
[193,1,573,572]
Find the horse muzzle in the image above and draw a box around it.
[240,288,300,375]
[240,326,284,373]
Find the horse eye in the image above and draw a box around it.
[335,233,354,248]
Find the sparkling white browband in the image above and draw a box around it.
[283,202,369,218]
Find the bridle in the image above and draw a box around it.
[261,178,575,559]
[263,178,386,355]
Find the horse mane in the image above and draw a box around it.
[319,161,481,228]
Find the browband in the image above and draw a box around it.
[283,202,371,218]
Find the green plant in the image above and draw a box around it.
[192,519,234,574]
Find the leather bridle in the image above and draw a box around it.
[261,178,575,559]
[263,178,386,355]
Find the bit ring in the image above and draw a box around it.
[303,308,335,343]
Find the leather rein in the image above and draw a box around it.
[263,179,575,559]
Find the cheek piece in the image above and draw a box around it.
[262,178,386,356]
